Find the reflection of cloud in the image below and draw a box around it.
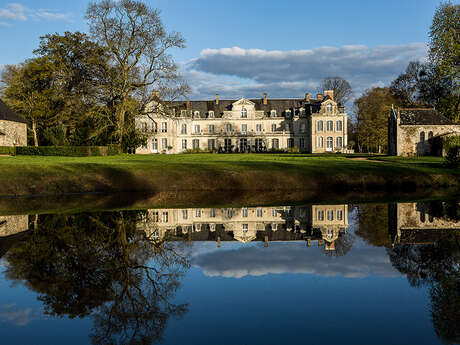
[193,243,399,279]
[184,44,427,101]
[0,303,39,326]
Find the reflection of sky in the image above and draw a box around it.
[191,242,400,279]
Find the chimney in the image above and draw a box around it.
[324,90,334,100]
[186,100,191,111]
[317,93,323,101]
[305,93,310,102]
[263,93,267,105]
[215,93,219,105]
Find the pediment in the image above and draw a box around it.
[232,98,255,107]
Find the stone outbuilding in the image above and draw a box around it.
[388,107,460,156]
[0,99,27,147]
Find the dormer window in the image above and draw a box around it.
[271,110,277,117]
[326,103,333,114]
[241,107,247,118]
[194,111,200,118]
[299,108,305,117]
[181,110,187,117]
[208,111,214,118]
[285,110,292,118]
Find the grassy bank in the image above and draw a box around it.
[0,153,459,198]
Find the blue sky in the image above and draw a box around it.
[0,0,448,101]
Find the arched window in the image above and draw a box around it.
[181,123,187,134]
[326,136,333,149]
[194,111,200,118]
[420,211,426,223]
[428,131,433,139]
[241,107,247,118]
[336,136,342,148]
[317,136,324,148]
[420,131,425,142]
[326,103,333,113]
[317,120,323,132]
[326,120,333,131]
[271,110,277,117]
[285,110,292,119]
[208,111,214,118]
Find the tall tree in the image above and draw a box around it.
[319,77,353,104]
[429,2,460,84]
[86,0,189,145]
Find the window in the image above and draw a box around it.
[210,208,216,218]
[209,124,215,134]
[271,124,277,132]
[336,120,343,131]
[194,111,200,118]
[208,139,216,150]
[326,120,333,131]
[336,136,342,148]
[428,131,433,139]
[327,228,333,239]
[272,208,277,217]
[257,208,263,217]
[224,138,232,151]
[152,139,158,151]
[241,107,247,118]
[181,123,187,134]
[195,223,201,231]
[210,223,216,231]
[337,210,343,221]
[152,122,157,133]
[241,208,248,217]
[300,123,306,133]
[326,103,333,113]
[256,124,262,133]
[299,108,305,117]
[208,111,214,118]
[300,138,305,149]
[182,139,187,150]
[192,139,199,149]
[141,122,148,132]
[162,211,168,222]
[288,138,294,148]
[272,223,278,230]
[420,211,426,223]
[182,209,188,219]
[242,224,248,232]
[226,123,232,133]
[420,131,425,142]
[285,123,290,131]
[271,110,277,117]
[161,122,167,133]
[317,136,324,148]
[317,120,323,132]
[326,136,333,149]
[181,110,187,117]
[272,138,279,149]
[239,138,248,151]
[161,138,168,149]
[195,209,201,217]
[285,110,292,119]
[327,210,334,221]
[152,211,159,222]
[255,138,263,151]
[194,124,200,134]
[226,209,233,218]
[241,124,247,134]
[317,210,324,221]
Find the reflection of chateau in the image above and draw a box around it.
[0,215,29,258]
[389,202,460,246]
[137,205,348,251]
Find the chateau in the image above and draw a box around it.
[136,90,348,154]
[0,99,27,147]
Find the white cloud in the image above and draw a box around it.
[193,243,400,279]
[183,43,427,101]
[0,2,71,23]
[0,304,40,326]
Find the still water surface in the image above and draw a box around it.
[0,200,458,345]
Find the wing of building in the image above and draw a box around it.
[388,107,460,156]
[0,99,27,147]
[136,90,348,154]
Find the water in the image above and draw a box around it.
[0,200,458,345]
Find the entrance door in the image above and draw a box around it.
[151,138,158,153]
[239,138,248,152]
[326,137,333,152]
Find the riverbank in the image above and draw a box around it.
[0,154,459,198]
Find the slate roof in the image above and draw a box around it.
[0,99,27,124]
[168,97,332,119]
[399,108,456,125]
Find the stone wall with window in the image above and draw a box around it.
[0,120,27,147]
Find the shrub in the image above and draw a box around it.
[445,146,459,168]
[0,146,16,155]
[15,146,121,157]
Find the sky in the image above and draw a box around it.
[0,0,449,103]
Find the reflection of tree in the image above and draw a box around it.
[388,232,460,344]
[355,204,390,247]
[4,211,190,345]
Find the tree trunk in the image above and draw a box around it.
[116,101,126,146]
[32,119,39,147]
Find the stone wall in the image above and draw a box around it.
[0,120,27,147]
[397,125,460,156]
[0,215,29,237]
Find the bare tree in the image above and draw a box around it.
[319,77,353,104]
[86,0,189,145]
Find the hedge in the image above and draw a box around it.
[442,135,460,152]
[0,145,122,157]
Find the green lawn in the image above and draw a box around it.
[0,153,457,197]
